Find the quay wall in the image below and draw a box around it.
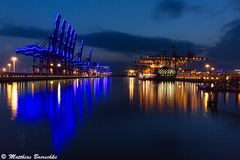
[0,75,107,83]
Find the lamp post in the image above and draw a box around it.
[205,64,210,73]
[57,63,61,75]
[11,57,17,73]
[2,68,6,73]
[7,63,11,72]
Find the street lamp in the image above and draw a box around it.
[57,63,61,75]
[205,64,210,73]
[7,63,11,72]
[11,57,17,73]
[2,68,6,72]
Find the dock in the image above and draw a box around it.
[0,73,109,83]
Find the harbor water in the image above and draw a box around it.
[0,77,240,160]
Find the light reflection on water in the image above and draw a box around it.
[128,77,240,114]
[7,83,18,119]
[0,78,111,153]
[57,82,61,107]
[1,77,240,159]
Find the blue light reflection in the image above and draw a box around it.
[2,78,111,153]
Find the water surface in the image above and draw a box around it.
[0,77,240,160]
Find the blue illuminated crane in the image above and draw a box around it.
[16,13,111,76]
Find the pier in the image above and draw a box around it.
[0,72,110,83]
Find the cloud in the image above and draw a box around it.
[153,0,206,21]
[207,17,240,69]
[0,23,50,39]
[0,23,205,73]
[222,17,240,31]
[80,30,203,55]
[0,23,203,59]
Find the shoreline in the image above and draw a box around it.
[0,75,110,83]
[0,75,212,83]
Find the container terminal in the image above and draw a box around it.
[127,46,240,92]
[0,13,111,82]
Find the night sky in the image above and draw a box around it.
[0,0,240,73]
